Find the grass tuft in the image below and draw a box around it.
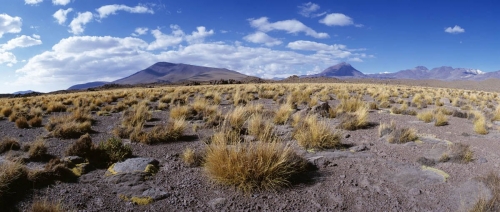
[294,115,342,149]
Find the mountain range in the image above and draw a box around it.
[67,62,249,90]
[66,61,500,91]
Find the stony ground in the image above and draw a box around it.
[1,80,500,211]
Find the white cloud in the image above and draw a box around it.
[1,35,42,51]
[355,24,364,28]
[52,0,70,5]
[68,12,93,35]
[320,13,354,26]
[186,26,215,44]
[0,14,22,38]
[298,2,320,17]
[147,25,185,50]
[348,57,363,62]
[445,25,465,34]
[249,17,329,39]
[53,8,73,25]
[243,31,282,46]
[14,33,371,89]
[0,52,17,65]
[96,4,154,19]
[131,27,148,36]
[25,0,43,5]
[287,40,351,58]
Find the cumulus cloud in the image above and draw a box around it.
[445,25,465,34]
[0,14,22,38]
[69,12,93,35]
[131,27,148,36]
[186,26,215,44]
[25,0,43,5]
[14,33,370,88]
[147,25,215,50]
[1,35,42,51]
[249,17,329,39]
[52,0,70,5]
[96,4,154,19]
[0,52,17,65]
[243,31,282,46]
[298,2,320,17]
[320,13,354,26]
[147,25,185,50]
[287,40,351,58]
[53,8,73,25]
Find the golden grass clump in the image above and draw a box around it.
[182,147,202,167]
[28,116,43,128]
[337,97,365,113]
[492,105,500,121]
[0,108,12,117]
[417,110,434,123]
[434,112,448,126]
[132,118,187,144]
[15,117,30,129]
[0,137,20,154]
[247,114,277,142]
[469,172,500,212]
[378,120,396,138]
[0,160,28,202]
[439,143,473,164]
[46,102,67,113]
[204,140,307,192]
[294,115,342,149]
[45,113,92,139]
[169,105,195,120]
[30,199,64,212]
[472,111,488,135]
[339,106,369,130]
[273,104,295,125]
[387,128,418,144]
[29,139,48,159]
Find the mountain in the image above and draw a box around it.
[68,81,108,90]
[12,90,37,94]
[306,62,366,78]
[369,66,494,81]
[113,62,249,84]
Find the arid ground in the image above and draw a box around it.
[1,79,500,211]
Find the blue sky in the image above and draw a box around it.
[0,0,499,93]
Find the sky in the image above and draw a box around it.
[0,0,499,93]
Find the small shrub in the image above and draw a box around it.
[30,199,64,212]
[28,116,43,127]
[273,104,294,125]
[228,106,249,130]
[15,117,30,129]
[0,138,20,154]
[46,102,67,113]
[0,108,12,117]
[204,140,307,192]
[29,139,48,160]
[294,115,342,149]
[417,110,434,123]
[0,160,28,204]
[472,111,488,135]
[338,106,369,131]
[98,137,132,163]
[434,112,448,126]
[182,147,202,167]
[439,143,473,163]
[388,128,418,144]
[134,118,187,144]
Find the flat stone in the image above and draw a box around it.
[63,156,85,164]
[106,158,159,176]
[142,188,170,200]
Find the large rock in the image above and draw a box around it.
[106,158,159,176]
[309,102,331,117]
[104,158,166,205]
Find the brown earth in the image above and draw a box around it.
[1,80,500,211]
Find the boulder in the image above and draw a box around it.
[105,158,159,176]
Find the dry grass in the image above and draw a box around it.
[0,160,28,202]
[417,110,434,123]
[387,128,418,144]
[0,108,12,117]
[337,97,365,113]
[227,106,249,130]
[132,118,187,144]
[294,115,342,149]
[469,172,500,212]
[204,140,307,192]
[0,137,21,154]
[434,112,448,126]
[15,117,30,129]
[273,104,294,125]
[378,121,396,137]
[98,137,132,163]
[247,114,278,142]
[28,116,43,127]
[439,143,473,163]
[29,139,48,159]
[472,111,488,135]
[182,147,202,167]
[30,199,64,212]
[339,106,369,130]
[45,115,92,139]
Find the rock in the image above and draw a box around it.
[478,157,488,164]
[106,158,159,176]
[208,198,227,210]
[350,145,368,152]
[309,102,331,117]
[63,156,85,164]
[307,156,324,166]
[141,188,170,200]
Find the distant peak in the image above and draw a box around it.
[152,62,177,67]
[414,66,428,70]
[338,62,351,66]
